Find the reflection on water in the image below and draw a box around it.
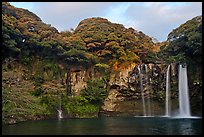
[2,117,202,135]
[179,120,193,135]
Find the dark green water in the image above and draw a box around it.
[2,117,202,135]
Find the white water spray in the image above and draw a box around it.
[57,110,63,119]
[57,94,63,119]
[178,64,191,117]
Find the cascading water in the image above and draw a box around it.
[57,94,63,119]
[138,65,147,116]
[57,110,63,119]
[165,64,171,117]
[178,64,191,117]
[134,63,197,118]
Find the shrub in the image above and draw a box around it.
[80,79,107,104]
[32,86,44,96]
[62,96,99,118]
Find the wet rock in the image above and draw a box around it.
[9,119,17,124]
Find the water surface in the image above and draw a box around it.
[2,117,202,135]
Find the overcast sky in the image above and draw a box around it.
[10,2,202,42]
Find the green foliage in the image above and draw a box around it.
[159,15,202,65]
[2,87,49,125]
[140,51,157,63]
[21,55,31,67]
[95,63,110,69]
[62,47,99,67]
[43,60,58,78]
[73,17,156,68]
[60,30,72,37]
[80,79,107,104]
[2,16,22,59]
[62,96,99,118]
[2,2,63,62]
[2,3,158,70]
[43,62,57,71]
[107,32,119,41]
[40,95,59,113]
[32,86,44,97]
[33,75,44,86]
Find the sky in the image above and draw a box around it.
[10,2,202,42]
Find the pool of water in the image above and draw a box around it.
[2,116,202,135]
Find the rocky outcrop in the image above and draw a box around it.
[69,67,102,96]
[71,70,88,96]
[109,63,136,90]
[100,63,202,116]
[36,61,200,117]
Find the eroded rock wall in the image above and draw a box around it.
[100,63,181,116]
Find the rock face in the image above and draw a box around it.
[71,70,88,96]
[69,67,102,95]
[109,63,136,89]
[101,89,125,112]
[69,62,197,117]
[100,63,201,116]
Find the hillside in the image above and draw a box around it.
[2,2,161,71]
[158,15,202,65]
[73,17,156,66]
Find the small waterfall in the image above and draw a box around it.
[178,64,191,117]
[138,65,146,116]
[57,110,63,119]
[165,64,171,117]
[57,94,63,119]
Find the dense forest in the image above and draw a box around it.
[2,2,202,125]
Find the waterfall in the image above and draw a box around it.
[178,64,191,117]
[57,94,63,119]
[138,65,146,116]
[57,110,63,119]
[145,64,151,116]
[165,64,171,117]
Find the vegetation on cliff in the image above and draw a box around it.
[158,15,202,65]
[2,2,159,71]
